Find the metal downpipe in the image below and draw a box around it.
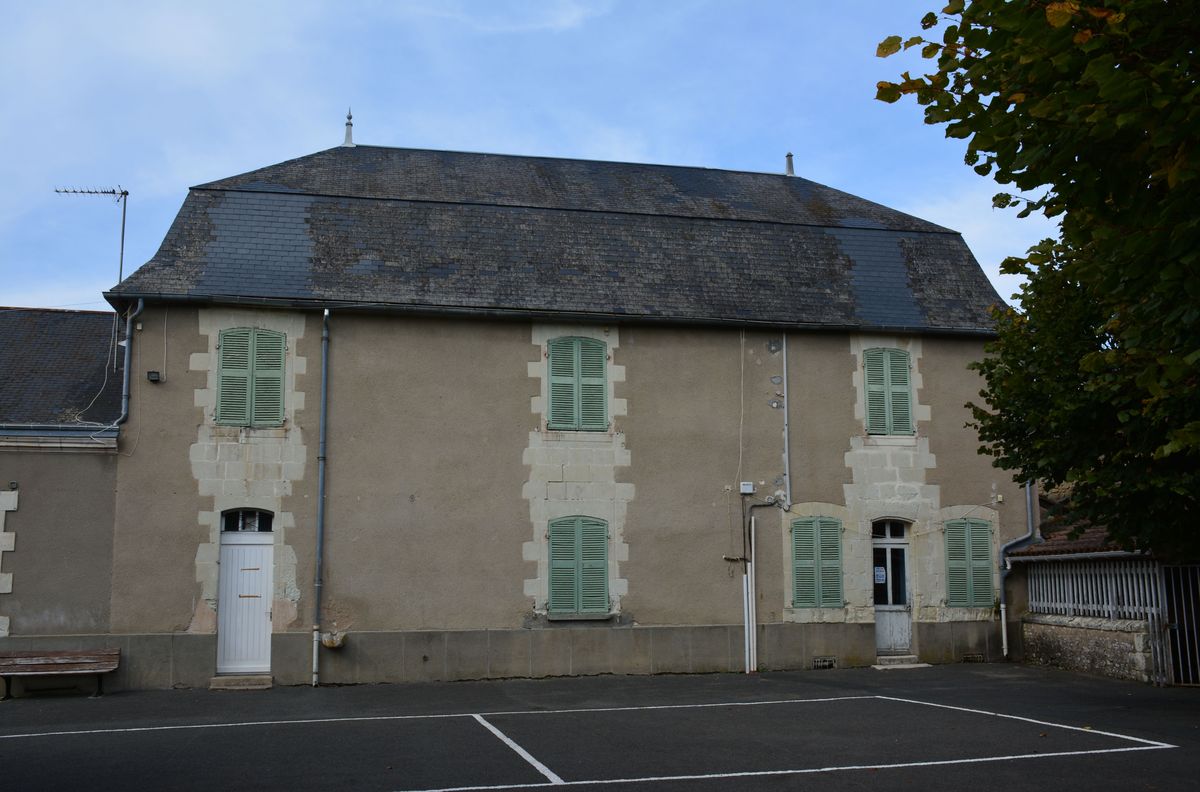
[116,299,145,426]
[1000,481,1038,658]
[781,333,793,509]
[312,309,331,686]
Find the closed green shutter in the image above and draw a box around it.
[548,518,579,613]
[793,517,842,607]
[547,337,607,431]
[817,518,843,607]
[864,348,914,435]
[578,339,608,431]
[548,516,609,615]
[251,330,285,427]
[792,519,818,607]
[864,348,888,434]
[967,520,994,607]
[547,338,579,430]
[579,517,610,613]
[946,519,992,607]
[217,329,252,425]
[886,349,913,434]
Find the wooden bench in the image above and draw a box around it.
[0,649,121,700]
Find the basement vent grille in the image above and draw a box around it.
[962,653,985,663]
[811,656,838,670]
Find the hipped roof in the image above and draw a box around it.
[109,145,1003,333]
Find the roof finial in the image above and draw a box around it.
[342,107,356,148]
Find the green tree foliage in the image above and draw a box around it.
[878,1,1199,556]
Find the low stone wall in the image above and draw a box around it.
[1022,613,1151,682]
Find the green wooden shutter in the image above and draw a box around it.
[578,517,610,613]
[967,520,994,607]
[216,328,252,425]
[792,519,818,607]
[864,348,888,434]
[251,330,285,427]
[548,517,579,613]
[945,520,970,606]
[578,339,608,431]
[817,518,843,607]
[886,349,913,435]
[547,338,579,430]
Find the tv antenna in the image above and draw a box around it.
[55,186,129,282]
[56,186,129,371]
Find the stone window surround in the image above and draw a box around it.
[187,308,307,635]
[524,324,632,619]
[0,490,16,637]
[849,335,931,440]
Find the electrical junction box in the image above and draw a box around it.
[739,482,755,495]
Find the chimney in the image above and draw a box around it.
[785,152,794,176]
[342,109,356,147]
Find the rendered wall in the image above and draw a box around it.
[7,308,1027,689]
[0,450,115,635]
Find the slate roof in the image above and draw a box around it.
[0,308,123,427]
[109,145,1003,334]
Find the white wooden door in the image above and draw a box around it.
[873,543,912,655]
[217,533,273,674]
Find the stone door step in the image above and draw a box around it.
[209,674,273,691]
[872,654,930,670]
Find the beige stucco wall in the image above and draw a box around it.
[109,305,321,633]
[0,451,115,635]
[319,314,534,631]
[83,308,1028,681]
[620,327,785,625]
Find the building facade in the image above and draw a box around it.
[0,142,1027,690]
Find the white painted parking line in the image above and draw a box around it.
[0,695,872,740]
[874,696,1176,749]
[472,714,564,785]
[396,745,1174,792]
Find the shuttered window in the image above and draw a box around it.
[548,516,610,616]
[547,337,607,431]
[945,519,994,608]
[216,328,285,427]
[863,348,913,435]
[791,517,843,608]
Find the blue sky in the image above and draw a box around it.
[1,0,1055,311]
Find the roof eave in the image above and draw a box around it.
[104,290,998,338]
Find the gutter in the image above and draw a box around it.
[1008,550,1140,563]
[103,292,998,340]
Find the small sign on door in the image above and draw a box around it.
[874,566,887,584]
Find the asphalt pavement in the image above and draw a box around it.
[1,663,1197,791]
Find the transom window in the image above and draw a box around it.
[222,509,273,532]
[547,337,607,431]
[872,519,908,540]
[216,328,285,427]
[863,347,913,435]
